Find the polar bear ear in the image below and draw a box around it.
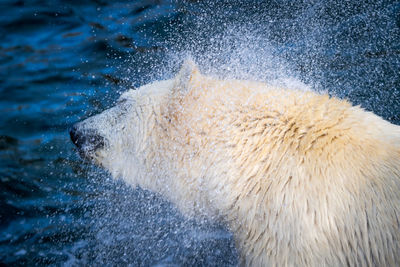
[173,58,201,94]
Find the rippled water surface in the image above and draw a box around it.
[1,0,399,265]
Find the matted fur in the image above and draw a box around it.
[75,60,400,266]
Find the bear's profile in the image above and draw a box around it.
[71,60,400,266]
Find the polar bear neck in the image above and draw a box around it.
[152,77,400,266]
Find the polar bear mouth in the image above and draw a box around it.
[70,124,105,160]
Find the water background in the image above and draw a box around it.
[1,0,399,265]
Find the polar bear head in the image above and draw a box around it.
[70,60,232,218]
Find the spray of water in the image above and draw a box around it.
[72,0,399,265]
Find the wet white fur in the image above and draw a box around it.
[79,60,400,266]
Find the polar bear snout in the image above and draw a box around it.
[70,123,105,156]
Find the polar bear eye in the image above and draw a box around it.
[117,98,127,105]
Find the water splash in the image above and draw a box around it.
[1,0,399,265]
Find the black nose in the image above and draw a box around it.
[70,124,105,152]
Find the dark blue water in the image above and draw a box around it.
[0,0,399,265]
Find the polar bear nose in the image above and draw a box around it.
[70,124,105,153]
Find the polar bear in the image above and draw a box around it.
[71,60,400,266]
